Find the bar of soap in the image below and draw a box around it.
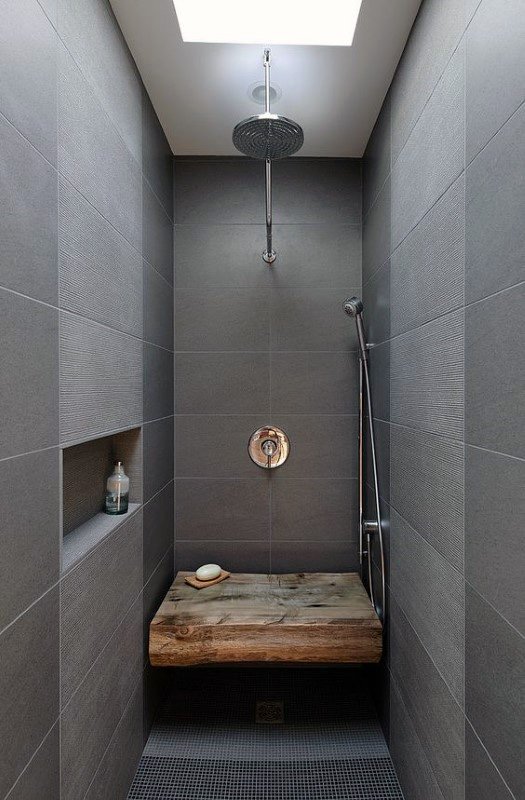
[195,563,222,581]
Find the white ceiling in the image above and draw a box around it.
[109,0,422,157]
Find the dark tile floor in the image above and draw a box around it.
[128,667,403,799]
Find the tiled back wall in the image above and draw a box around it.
[0,0,173,798]
[173,158,362,573]
[362,1,525,799]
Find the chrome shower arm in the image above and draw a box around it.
[262,50,276,264]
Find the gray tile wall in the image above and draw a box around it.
[174,157,361,574]
[362,0,525,798]
[0,0,173,797]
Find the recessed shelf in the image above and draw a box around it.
[62,504,141,574]
[61,427,142,573]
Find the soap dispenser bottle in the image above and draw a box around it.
[105,461,129,515]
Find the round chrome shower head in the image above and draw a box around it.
[232,112,304,160]
[343,296,364,317]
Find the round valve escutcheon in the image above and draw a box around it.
[248,426,290,469]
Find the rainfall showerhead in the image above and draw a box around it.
[233,113,304,160]
[343,296,364,317]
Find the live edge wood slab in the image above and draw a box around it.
[149,572,382,667]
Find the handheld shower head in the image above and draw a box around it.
[343,296,364,317]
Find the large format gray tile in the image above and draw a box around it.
[363,259,390,345]
[174,159,263,223]
[391,308,464,439]
[58,46,141,250]
[392,42,465,249]
[143,343,174,422]
[176,353,270,414]
[60,511,142,707]
[365,418,390,503]
[0,289,58,459]
[142,93,173,218]
[0,0,56,163]
[465,282,525,458]
[270,288,359,351]
[363,95,391,217]
[59,312,142,443]
[272,159,361,224]
[466,0,525,162]
[466,446,524,635]
[270,415,358,479]
[390,679,446,800]
[271,540,360,573]
[391,175,465,336]
[391,425,464,570]
[176,539,270,573]
[175,288,269,352]
[143,416,174,502]
[0,588,59,799]
[465,722,514,800]
[143,481,174,583]
[390,509,465,704]
[391,0,467,161]
[390,599,465,800]
[368,341,390,422]
[144,261,174,350]
[175,479,270,541]
[174,224,361,289]
[59,178,142,337]
[271,352,359,414]
[466,586,525,799]
[57,0,142,162]
[0,448,59,632]
[362,176,391,284]
[60,596,142,800]
[0,114,57,304]
[271,478,358,542]
[36,0,57,26]
[466,103,525,303]
[143,179,173,285]
[84,683,143,800]
[175,415,269,478]
[4,724,59,800]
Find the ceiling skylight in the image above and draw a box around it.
[172,0,363,46]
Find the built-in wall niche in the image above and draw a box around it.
[61,427,142,573]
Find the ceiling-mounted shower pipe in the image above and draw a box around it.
[232,49,304,264]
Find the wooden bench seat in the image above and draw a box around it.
[149,572,382,666]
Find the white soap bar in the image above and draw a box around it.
[195,563,222,581]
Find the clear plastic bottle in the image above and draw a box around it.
[105,461,129,515]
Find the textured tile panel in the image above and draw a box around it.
[391,308,464,439]
[142,93,173,218]
[363,95,391,216]
[362,177,391,285]
[465,722,515,800]
[143,481,174,584]
[0,93,58,305]
[0,449,59,631]
[392,42,465,249]
[465,587,525,799]
[390,599,465,800]
[58,46,141,250]
[143,179,173,285]
[59,178,142,337]
[60,510,142,706]
[60,596,142,800]
[390,509,465,704]
[391,425,464,570]
[466,445,525,635]
[0,289,58,459]
[391,0,467,160]
[466,102,525,303]
[144,261,174,351]
[57,0,142,161]
[143,343,174,423]
[466,0,525,162]
[465,282,525,458]
[59,313,142,442]
[391,175,465,336]
[369,342,390,422]
[363,259,390,346]
[0,0,56,163]
[62,505,141,575]
[175,479,270,541]
[4,723,59,800]
[0,588,59,799]
[143,416,174,502]
[143,547,174,664]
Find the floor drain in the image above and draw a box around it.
[256,700,284,724]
